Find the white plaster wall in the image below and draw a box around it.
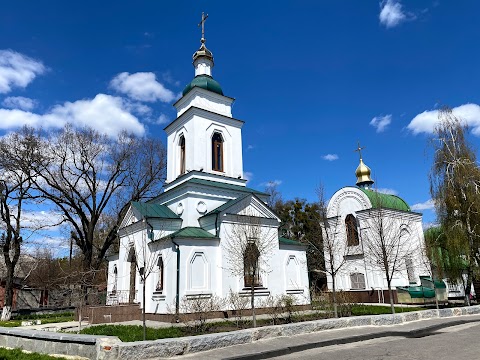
[165,109,243,183]
[325,187,430,294]
[219,219,310,308]
[175,87,233,118]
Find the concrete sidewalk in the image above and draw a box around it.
[174,314,480,360]
[18,321,87,332]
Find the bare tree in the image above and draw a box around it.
[0,128,45,320]
[120,221,169,340]
[360,198,419,314]
[318,185,349,318]
[264,181,282,209]
[223,212,276,327]
[31,125,166,273]
[421,227,442,309]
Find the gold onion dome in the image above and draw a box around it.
[193,38,214,63]
[355,158,374,187]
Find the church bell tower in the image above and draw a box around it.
[164,13,245,188]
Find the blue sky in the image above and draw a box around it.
[1,0,480,233]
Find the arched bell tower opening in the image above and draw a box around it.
[212,132,224,172]
[179,135,186,175]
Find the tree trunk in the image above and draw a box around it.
[142,279,146,340]
[387,280,395,314]
[464,270,472,306]
[1,263,15,321]
[472,276,480,304]
[434,284,439,310]
[332,276,338,318]
[251,284,256,328]
[77,294,83,334]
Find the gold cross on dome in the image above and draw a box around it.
[354,142,365,160]
[198,12,209,42]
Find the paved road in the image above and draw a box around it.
[276,321,480,360]
[177,315,480,360]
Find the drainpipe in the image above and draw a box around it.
[145,218,154,241]
[215,213,220,237]
[171,237,180,318]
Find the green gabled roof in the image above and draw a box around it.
[131,202,180,219]
[359,188,410,212]
[186,178,268,196]
[169,227,217,239]
[201,193,251,218]
[182,75,223,96]
[279,237,303,246]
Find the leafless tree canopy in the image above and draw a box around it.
[223,212,276,327]
[360,202,418,313]
[30,125,166,270]
[0,127,46,319]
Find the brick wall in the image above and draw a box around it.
[84,304,312,324]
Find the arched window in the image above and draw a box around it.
[179,135,186,175]
[350,273,366,290]
[113,265,118,293]
[345,214,359,246]
[244,238,261,287]
[156,256,164,292]
[212,132,223,172]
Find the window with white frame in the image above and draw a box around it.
[155,256,164,292]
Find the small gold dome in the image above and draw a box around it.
[193,39,214,63]
[355,158,374,187]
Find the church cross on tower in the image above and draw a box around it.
[354,142,365,160]
[198,12,209,43]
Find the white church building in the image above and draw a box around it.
[106,29,310,314]
[324,149,433,303]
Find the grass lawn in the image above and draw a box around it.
[350,304,425,316]
[0,312,75,328]
[80,325,185,342]
[0,348,61,360]
[82,305,428,342]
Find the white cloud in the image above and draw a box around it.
[155,113,169,125]
[322,154,339,161]
[379,0,408,28]
[262,180,282,188]
[110,72,175,103]
[370,114,392,133]
[411,199,435,211]
[124,101,152,116]
[247,145,255,150]
[22,210,64,231]
[2,96,37,111]
[407,104,480,136]
[0,94,145,136]
[377,188,398,195]
[0,50,46,94]
[244,171,253,183]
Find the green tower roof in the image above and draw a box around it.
[182,75,223,96]
[359,188,410,212]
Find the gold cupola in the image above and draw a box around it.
[354,143,374,188]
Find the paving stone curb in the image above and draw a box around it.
[101,305,480,359]
[3,305,480,359]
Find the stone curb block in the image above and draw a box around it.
[4,305,480,359]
